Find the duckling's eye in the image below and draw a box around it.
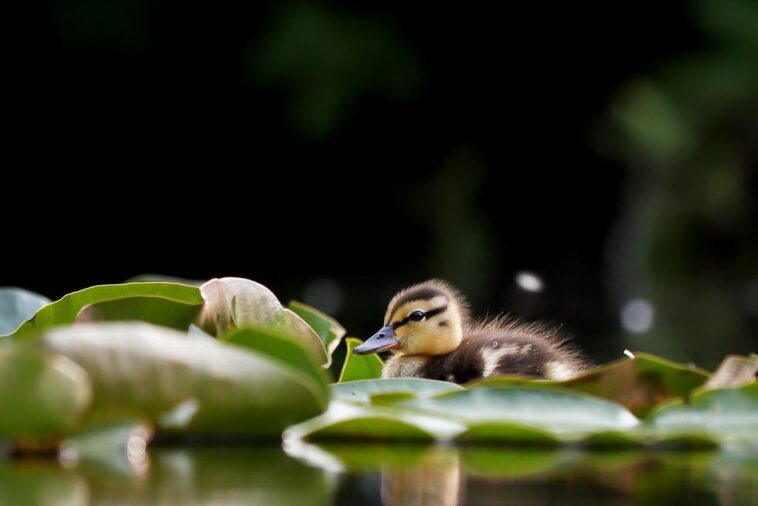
[409,310,425,322]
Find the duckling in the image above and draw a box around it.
[354,280,589,383]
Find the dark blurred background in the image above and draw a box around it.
[4,0,757,368]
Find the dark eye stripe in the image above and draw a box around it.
[424,305,448,320]
[392,305,448,330]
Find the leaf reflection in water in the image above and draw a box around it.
[0,447,335,506]
[287,443,758,506]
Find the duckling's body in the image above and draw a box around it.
[355,280,588,383]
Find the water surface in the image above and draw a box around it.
[1,445,755,505]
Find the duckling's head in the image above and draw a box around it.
[355,280,469,356]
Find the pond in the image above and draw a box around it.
[2,444,756,505]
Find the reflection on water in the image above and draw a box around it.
[0,445,755,505]
[0,447,335,506]
[301,444,758,506]
[381,449,461,506]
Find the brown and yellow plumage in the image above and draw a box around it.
[355,279,589,384]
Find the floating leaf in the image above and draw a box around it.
[474,353,709,417]
[580,430,646,448]
[0,288,50,335]
[288,300,346,358]
[40,322,328,437]
[558,353,709,417]
[369,391,417,406]
[77,296,203,332]
[5,283,203,338]
[702,354,758,390]
[338,338,383,382]
[127,274,205,286]
[0,343,91,439]
[401,387,639,441]
[646,382,758,448]
[284,400,465,442]
[332,378,461,404]
[457,422,559,445]
[198,278,327,365]
[225,327,331,400]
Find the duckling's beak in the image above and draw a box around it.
[354,325,400,355]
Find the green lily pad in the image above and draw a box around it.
[645,381,758,448]
[368,391,418,406]
[456,422,559,445]
[0,288,50,335]
[332,378,462,404]
[288,300,346,359]
[5,282,203,338]
[284,400,465,442]
[338,338,383,382]
[77,296,204,332]
[401,387,639,440]
[225,327,331,400]
[472,353,710,417]
[40,322,328,437]
[197,278,327,365]
[580,430,646,448]
[127,274,205,286]
[0,343,92,439]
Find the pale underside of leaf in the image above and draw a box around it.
[39,322,327,437]
[198,278,328,366]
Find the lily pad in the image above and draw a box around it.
[288,300,346,358]
[645,382,758,448]
[368,391,418,406]
[456,422,559,445]
[284,400,465,442]
[127,274,205,286]
[197,278,327,365]
[77,296,203,332]
[0,343,92,439]
[332,378,462,404]
[338,338,383,382]
[401,387,639,440]
[0,288,50,335]
[40,322,328,437]
[579,430,646,448]
[225,327,331,400]
[5,283,204,338]
[473,353,709,417]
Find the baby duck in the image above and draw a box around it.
[354,280,589,383]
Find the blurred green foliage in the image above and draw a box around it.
[250,2,422,138]
[600,0,758,366]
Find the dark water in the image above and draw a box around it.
[1,444,756,505]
